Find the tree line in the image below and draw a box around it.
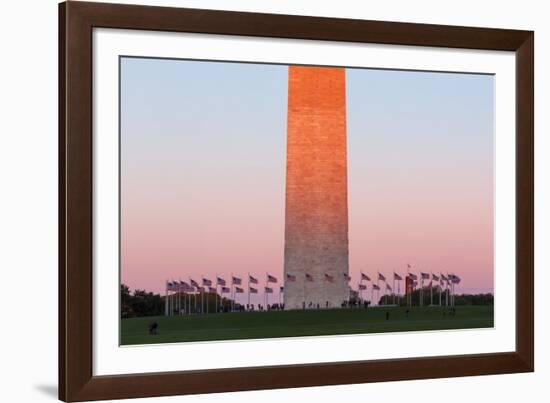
[121,284,165,318]
[378,288,494,306]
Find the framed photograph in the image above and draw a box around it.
[59,1,534,401]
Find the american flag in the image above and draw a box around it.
[202,277,212,286]
[216,276,226,286]
[305,273,314,282]
[432,273,440,281]
[386,284,392,291]
[208,286,217,293]
[265,287,273,293]
[190,278,200,288]
[343,273,351,282]
[372,284,380,291]
[249,287,258,294]
[407,273,418,280]
[248,275,258,284]
[221,286,230,293]
[394,272,403,281]
[324,273,334,282]
[166,281,177,291]
[286,273,297,282]
[420,272,430,280]
[358,284,367,290]
[361,272,371,281]
[196,286,205,293]
[181,281,194,292]
[441,274,448,282]
[232,276,242,285]
[378,272,386,281]
[267,274,278,283]
[235,286,244,293]
[448,274,461,284]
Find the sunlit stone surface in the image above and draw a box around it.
[283,66,350,310]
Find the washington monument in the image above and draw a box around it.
[283,66,350,309]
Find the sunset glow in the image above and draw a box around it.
[120,58,494,299]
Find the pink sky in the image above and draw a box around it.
[120,59,494,297]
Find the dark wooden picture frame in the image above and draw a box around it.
[59,1,534,401]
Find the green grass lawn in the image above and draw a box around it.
[120,305,493,345]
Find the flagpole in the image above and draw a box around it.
[170,283,173,316]
[393,274,395,305]
[376,276,379,306]
[378,272,387,303]
[445,274,448,307]
[448,274,450,307]
[445,280,447,307]
[165,281,168,317]
[450,280,453,307]
[406,266,410,308]
[231,272,234,312]
[172,287,178,315]
[420,278,424,306]
[439,272,442,306]
[188,277,193,314]
[430,272,433,306]
[176,281,179,315]
[200,277,204,314]
[447,280,449,307]
[360,276,363,304]
[178,281,182,315]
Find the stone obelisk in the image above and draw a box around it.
[283,66,349,310]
